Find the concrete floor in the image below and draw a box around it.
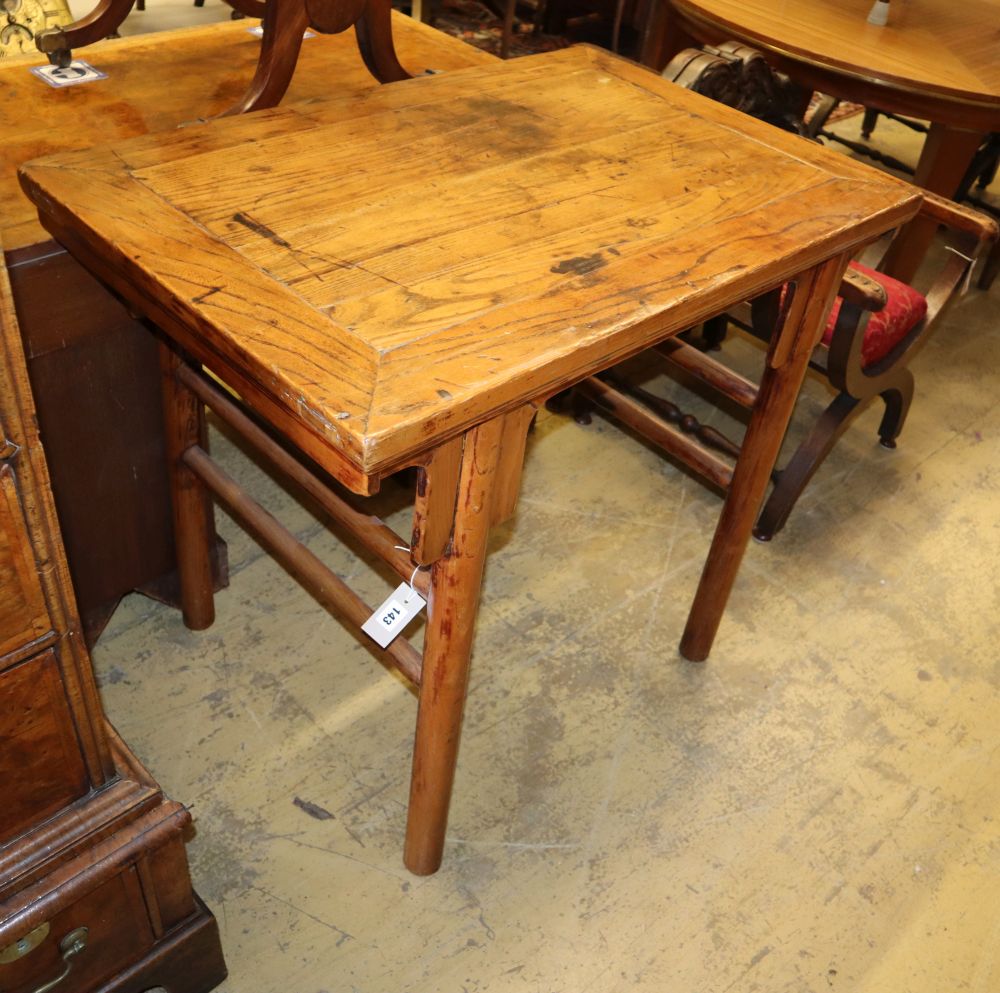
[90,6,1000,991]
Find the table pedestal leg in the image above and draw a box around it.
[639,1,697,70]
[679,252,850,662]
[159,342,216,631]
[404,414,509,875]
[880,124,985,284]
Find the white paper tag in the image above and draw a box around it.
[247,25,315,37]
[30,61,107,88]
[361,582,426,648]
[945,246,977,297]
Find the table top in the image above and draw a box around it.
[19,45,919,485]
[0,16,493,252]
[667,0,1000,111]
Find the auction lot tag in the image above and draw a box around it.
[30,61,107,88]
[362,583,426,649]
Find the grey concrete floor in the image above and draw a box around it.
[89,8,1000,990]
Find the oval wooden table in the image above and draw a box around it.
[640,0,1000,283]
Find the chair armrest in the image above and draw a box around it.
[840,267,887,311]
[918,190,999,252]
[908,193,998,326]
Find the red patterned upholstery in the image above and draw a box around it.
[822,261,928,367]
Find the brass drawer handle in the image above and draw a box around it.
[27,927,88,993]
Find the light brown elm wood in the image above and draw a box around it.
[159,343,216,631]
[20,45,920,870]
[19,49,920,483]
[411,436,463,565]
[1,17,492,634]
[679,251,850,661]
[405,413,512,875]
[0,16,495,254]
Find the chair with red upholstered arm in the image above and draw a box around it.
[709,192,997,539]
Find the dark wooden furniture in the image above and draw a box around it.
[21,44,919,873]
[639,0,1000,284]
[0,233,227,993]
[2,18,494,641]
[813,111,1000,291]
[228,0,410,113]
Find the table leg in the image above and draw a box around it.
[159,343,216,632]
[880,124,986,284]
[410,0,433,23]
[403,413,513,875]
[679,252,850,662]
[639,0,697,71]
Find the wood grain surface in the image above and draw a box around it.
[19,45,919,488]
[664,0,1000,108]
[0,15,493,251]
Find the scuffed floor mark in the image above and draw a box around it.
[293,796,335,821]
[252,884,354,946]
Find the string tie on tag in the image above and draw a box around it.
[945,246,975,264]
[394,545,430,589]
[945,246,978,294]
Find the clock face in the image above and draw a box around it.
[0,0,67,58]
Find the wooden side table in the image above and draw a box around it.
[20,45,920,874]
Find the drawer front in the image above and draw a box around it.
[0,462,51,658]
[0,648,90,844]
[0,867,153,993]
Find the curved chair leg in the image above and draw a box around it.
[356,0,411,82]
[699,313,729,351]
[876,368,914,448]
[224,0,311,114]
[753,391,860,541]
[35,0,137,67]
[861,107,880,139]
[804,93,838,140]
